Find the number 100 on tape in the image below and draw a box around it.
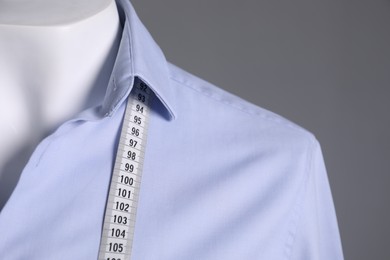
[98,80,152,260]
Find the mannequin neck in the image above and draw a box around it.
[0,0,121,200]
[0,0,121,128]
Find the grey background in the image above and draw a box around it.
[131,0,390,259]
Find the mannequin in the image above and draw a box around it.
[0,0,121,209]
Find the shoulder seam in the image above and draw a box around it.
[169,74,313,137]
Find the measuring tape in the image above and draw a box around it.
[98,79,152,260]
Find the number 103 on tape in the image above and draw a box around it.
[98,80,152,260]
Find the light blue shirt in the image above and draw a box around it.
[0,0,343,259]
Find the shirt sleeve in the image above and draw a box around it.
[289,140,344,260]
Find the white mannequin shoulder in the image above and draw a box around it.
[0,0,121,209]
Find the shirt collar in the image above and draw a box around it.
[99,0,177,120]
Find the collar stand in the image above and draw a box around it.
[100,0,177,120]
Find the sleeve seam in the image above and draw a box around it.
[284,138,318,260]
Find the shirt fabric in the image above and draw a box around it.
[0,0,344,259]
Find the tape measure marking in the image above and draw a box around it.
[98,80,152,260]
